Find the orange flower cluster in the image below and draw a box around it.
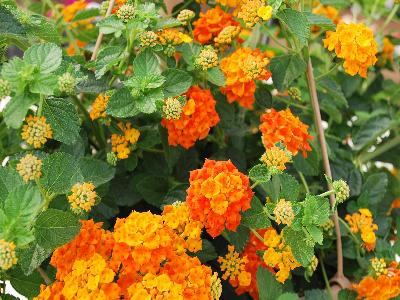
[324,23,378,78]
[235,229,270,300]
[90,94,109,121]
[345,208,378,251]
[161,86,220,149]
[381,37,394,61]
[111,122,140,159]
[220,48,271,109]
[62,0,87,23]
[186,159,253,237]
[353,261,400,300]
[193,6,239,44]
[259,108,313,157]
[35,211,218,300]
[218,245,251,288]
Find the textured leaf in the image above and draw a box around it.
[27,14,60,44]
[320,0,350,8]
[302,195,330,226]
[0,5,26,37]
[178,43,201,66]
[134,49,160,77]
[72,8,99,22]
[270,54,307,90]
[24,43,62,74]
[0,167,24,203]
[18,243,53,276]
[293,145,320,176]
[279,174,300,201]
[34,209,81,250]
[257,267,283,300]
[278,293,299,300]
[283,227,314,266]
[207,67,226,86]
[106,87,139,117]
[40,152,83,195]
[338,289,357,300]
[304,12,335,31]
[223,225,250,252]
[306,224,323,245]
[242,196,271,229]
[352,115,391,150]
[8,267,43,298]
[30,73,58,95]
[136,175,169,207]
[194,240,217,263]
[3,93,37,129]
[305,289,330,300]
[97,15,125,35]
[136,88,163,114]
[249,164,271,183]
[95,46,124,79]
[42,98,80,144]
[79,156,115,186]
[163,68,192,97]
[276,9,310,46]
[357,173,388,206]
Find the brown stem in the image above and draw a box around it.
[306,58,348,287]
[90,0,116,61]
[37,267,52,285]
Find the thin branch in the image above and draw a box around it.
[90,0,116,61]
[37,267,52,285]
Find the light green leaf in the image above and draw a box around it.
[29,73,58,95]
[306,224,323,245]
[79,157,115,187]
[276,9,310,46]
[34,209,81,250]
[257,266,283,300]
[278,293,299,300]
[338,289,357,300]
[305,289,330,300]
[302,195,330,226]
[320,0,350,8]
[26,14,61,44]
[3,93,37,128]
[0,167,24,203]
[270,53,307,90]
[178,43,201,66]
[136,88,163,114]
[279,174,300,201]
[95,46,124,79]
[242,196,271,229]
[304,12,335,31]
[207,67,226,86]
[97,14,125,36]
[163,69,192,97]
[134,48,160,77]
[24,43,62,74]
[0,5,26,38]
[269,0,284,13]
[18,243,53,276]
[106,87,139,118]
[72,8,99,22]
[42,98,80,144]
[283,227,314,266]
[249,164,271,183]
[1,57,28,90]
[40,152,83,195]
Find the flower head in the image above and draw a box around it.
[58,72,76,94]
[186,159,253,237]
[321,219,334,236]
[0,78,11,99]
[62,0,88,22]
[161,86,219,149]
[111,122,140,159]
[90,94,110,121]
[0,240,18,270]
[21,115,53,149]
[116,4,135,22]
[162,97,184,120]
[274,199,295,226]
[214,25,241,49]
[193,6,239,44]
[324,23,378,78]
[177,9,195,24]
[332,179,350,203]
[215,0,240,7]
[158,28,192,46]
[237,0,271,28]
[139,31,158,48]
[288,87,302,101]
[220,48,271,109]
[381,37,394,61]
[259,108,313,157]
[210,272,222,300]
[195,47,219,71]
[68,182,97,214]
[345,208,378,251]
[218,245,251,287]
[260,146,292,172]
[16,153,42,182]
[370,257,387,277]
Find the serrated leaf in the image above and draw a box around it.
[42,98,80,144]
[18,243,53,276]
[178,43,201,66]
[352,115,391,150]
[306,224,323,245]
[136,88,163,114]
[8,267,43,298]
[276,9,310,46]
[3,93,37,129]
[242,196,271,229]
[136,175,169,207]
[0,5,26,37]
[163,68,192,97]
[72,8,99,22]
[106,87,139,117]
[357,173,388,207]
[0,167,24,203]
[24,43,62,74]
[283,227,314,266]
[302,195,330,226]
[249,164,271,183]
[257,266,283,300]
[207,67,226,86]
[40,152,83,195]
[34,209,81,250]
[293,144,320,176]
[30,73,58,95]
[97,15,125,35]
[76,71,109,93]
[320,0,350,8]
[338,289,357,300]
[95,46,124,79]
[305,289,330,300]
[270,53,307,91]
[304,12,335,31]
[134,48,160,77]
[26,14,61,44]
[223,225,250,252]
[279,174,300,201]
[79,157,115,187]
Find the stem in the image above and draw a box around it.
[37,267,52,285]
[358,135,400,164]
[318,190,335,198]
[91,0,116,61]
[250,228,264,243]
[274,96,310,111]
[297,171,310,194]
[315,64,339,81]
[263,207,276,221]
[171,0,194,16]
[251,181,259,189]
[306,58,345,282]
[381,4,399,33]
[320,253,333,300]
[37,95,44,117]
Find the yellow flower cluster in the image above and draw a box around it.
[21,115,53,149]
[273,199,295,226]
[237,0,272,28]
[371,257,387,277]
[62,253,115,299]
[16,153,42,182]
[163,97,183,120]
[158,28,192,46]
[177,9,195,24]
[67,182,97,214]
[214,26,241,50]
[162,202,204,253]
[260,146,291,171]
[139,31,158,48]
[218,245,251,287]
[345,208,378,251]
[90,94,109,121]
[111,122,140,159]
[0,240,18,271]
[324,23,378,78]
[210,272,222,300]
[195,47,219,71]
[263,228,301,283]
[215,0,241,7]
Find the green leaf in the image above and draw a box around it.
[163,69,192,97]
[223,225,250,252]
[242,196,272,229]
[136,175,169,207]
[257,266,283,300]
[320,0,350,8]
[207,67,226,86]
[0,5,26,38]
[278,293,299,300]
[269,0,284,13]
[30,73,58,95]
[136,88,163,114]
[178,43,201,66]
[279,174,300,201]
[270,53,307,90]
[134,48,160,77]
[338,289,357,300]
[8,267,44,298]
[18,243,53,276]
[305,289,330,300]
[276,9,310,46]
[42,98,80,144]
[24,43,62,74]
[194,240,217,262]
[34,209,81,250]
[106,87,139,118]
[97,15,125,36]
[3,93,37,129]
[40,152,83,195]
[357,173,388,206]
[304,12,335,31]
[72,8,99,22]
[249,164,271,183]
[1,57,29,90]
[283,227,314,266]
[306,224,323,245]
[352,115,391,150]
[95,46,124,79]
[0,167,24,203]
[293,145,320,176]
[26,14,61,44]
[79,157,115,187]
[302,195,330,226]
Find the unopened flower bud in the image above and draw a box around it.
[177,9,195,24]
[58,72,76,94]
[117,4,135,22]
[195,47,218,71]
[140,31,158,48]
[0,78,11,99]
[274,199,295,226]
[0,240,18,271]
[107,152,118,166]
[163,97,183,120]
[333,179,350,203]
[288,87,302,101]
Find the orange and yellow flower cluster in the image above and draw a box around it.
[35,209,219,300]
[186,159,253,237]
[263,228,301,283]
[345,208,378,251]
[111,122,140,159]
[21,115,53,149]
[312,4,341,31]
[193,6,239,44]
[324,23,378,78]
[220,48,271,109]
[90,94,109,121]
[259,108,312,157]
[161,86,220,149]
[218,245,251,288]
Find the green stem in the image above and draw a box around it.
[381,4,399,33]
[318,190,335,198]
[171,0,194,16]
[37,95,44,117]
[320,253,334,300]
[263,207,276,221]
[251,181,259,189]
[358,135,400,164]
[298,171,310,194]
[250,228,265,243]
[37,267,52,285]
[315,64,339,81]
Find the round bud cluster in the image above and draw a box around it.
[100,0,110,15]
[16,153,43,182]
[0,239,18,271]
[164,44,176,57]
[195,47,218,71]
[273,199,295,226]
[321,219,335,236]
[0,78,11,99]
[333,179,350,203]
[177,9,195,24]
[288,87,302,101]
[139,31,158,48]
[107,152,118,166]
[370,257,387,277]
[58,72,76,94]
[163,97,183,120]
[117,4,135,22]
